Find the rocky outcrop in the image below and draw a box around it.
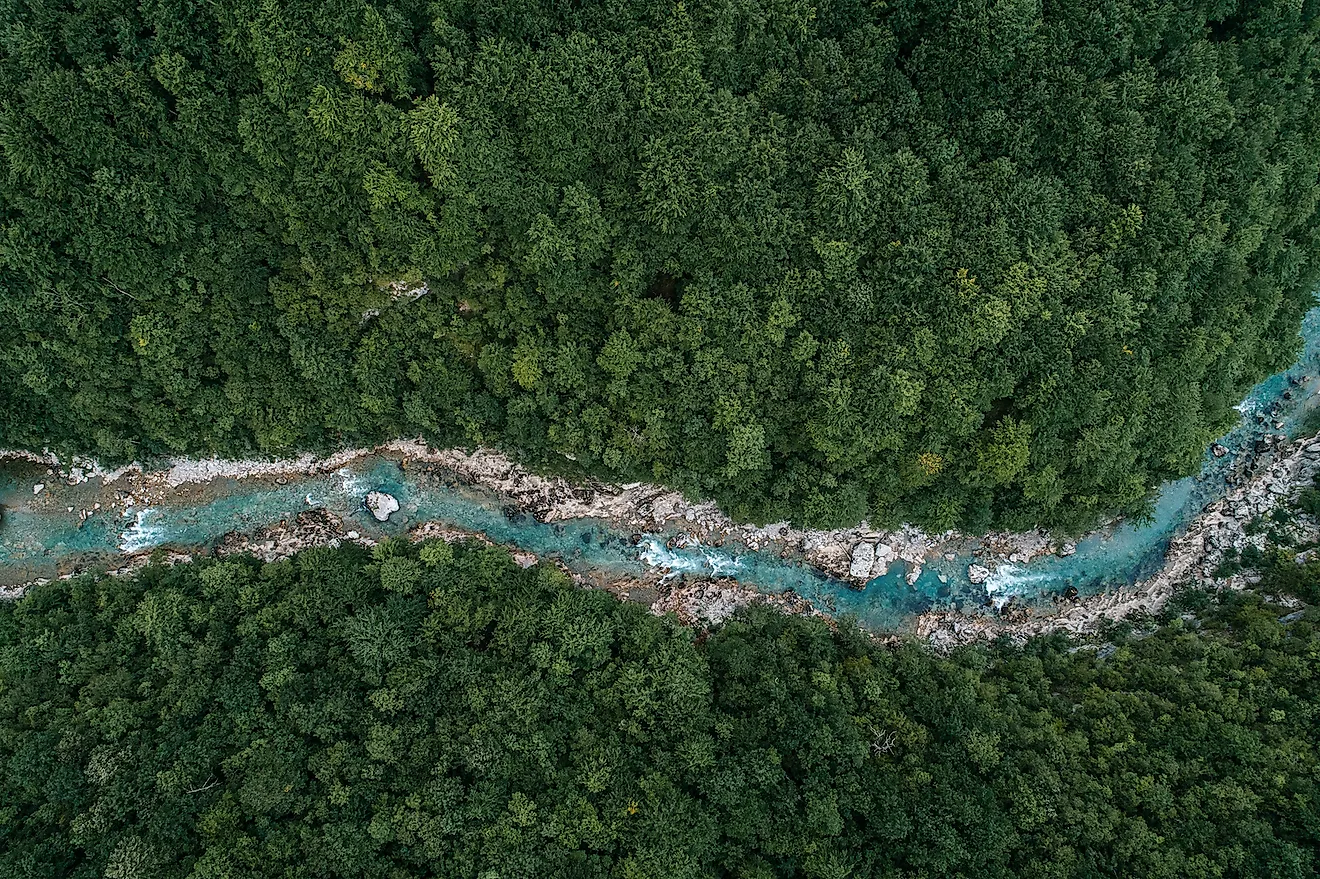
[872,543,895,577]
[650,578,824,628]
[1152,435,1320,592]
[849,542,876,580]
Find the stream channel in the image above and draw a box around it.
[4,307,1320,630]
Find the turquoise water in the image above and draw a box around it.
[3,308,1320,630]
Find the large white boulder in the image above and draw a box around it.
[365,491,400,522]
[849,542,876,580]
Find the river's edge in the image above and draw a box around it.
[3,433,1318,646]
[0,499,834,638]
[914,431,1320,647]
[0,439,1084,577]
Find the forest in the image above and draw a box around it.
[2,0,1320,530]
[2,538,1317,878]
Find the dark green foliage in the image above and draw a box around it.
[2,541,1317,877]
[3,1,1320,531]
[1257,548,1320,604]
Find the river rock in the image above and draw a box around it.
[1057,541,1077,557]
[905,565,922,586]
[849,542,876,579]
[365,491,400,522]
[1211,443,1228,458]
[868,543,895,578]
[967,564,991,584]
[32,483,44,495]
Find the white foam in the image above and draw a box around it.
[638,537,744,581]
[119,509,167,553]
[982,564,1053,608]
[336,468,371,500]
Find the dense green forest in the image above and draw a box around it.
[3,0,1320,530]
[1,539,1316,878]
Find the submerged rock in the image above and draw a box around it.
[365,491,400,522]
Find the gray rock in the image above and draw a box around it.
[849,542,876,580]
[1211,443,1228,458]
[365,491,400,522]
[967,564,992,585]
[1057,541,1077,557]
[32,483,44,495]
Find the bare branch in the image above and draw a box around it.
[101,277,141,301]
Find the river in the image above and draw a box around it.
[4,308,1320,631]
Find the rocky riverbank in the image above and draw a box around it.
[3,439,1069,585]
[5,425,1320,646]
[913,430,1320,648]
[4,500,827,638]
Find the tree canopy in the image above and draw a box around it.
[2,0,1320,529]
[2,540,1317,878]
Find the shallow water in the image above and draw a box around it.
[3,308,1320,630]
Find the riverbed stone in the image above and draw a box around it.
[967,564,991,584]
[1211,443,1228,458]
[365,491,400,522]
[849,542,876,579]
[1057,541,1077,557]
